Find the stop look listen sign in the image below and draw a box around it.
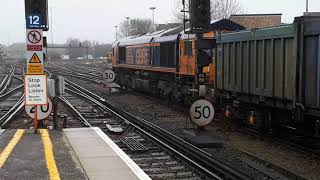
[24,74,48,105]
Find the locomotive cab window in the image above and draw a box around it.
[118,46,126,64]
[184,41,193,56]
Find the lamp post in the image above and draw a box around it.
[114,25,118,41]
[126,17,130,36]
[149,7,156,31]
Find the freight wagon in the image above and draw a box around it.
[215,15,320,137]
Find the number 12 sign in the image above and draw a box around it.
[27,14,41,29]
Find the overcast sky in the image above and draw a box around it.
[0,0,320,45]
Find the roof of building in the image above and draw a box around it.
[230,13,282,17]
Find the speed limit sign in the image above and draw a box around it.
[25,98,53,120]
[190,99,214,127]
[103,70,115,83]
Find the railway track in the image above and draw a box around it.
[0,66,15,95]
[47,63,103,83]
[45,62,317,179]
[0,66,24,128]
[57,77,287,180]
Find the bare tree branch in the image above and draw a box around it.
[173,0,243,22]
[119,18,152,38]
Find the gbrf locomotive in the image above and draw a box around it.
[111,27,215,104]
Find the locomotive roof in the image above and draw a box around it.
[116,26,183,46]
[113,19,245,46]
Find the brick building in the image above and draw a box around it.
[230,14,282,29]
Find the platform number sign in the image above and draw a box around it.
[25,98,53,120]
[190,99,214,127]
[27,14,41,28]
[103,70,115,83]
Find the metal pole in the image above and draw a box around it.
[53,75,59,130]
[126,17,130,36]
[34,105,38,133]
[306,0,309,13]
[50,7,53,46]
[115,26,118,41]
[150,7,156,31]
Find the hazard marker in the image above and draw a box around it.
[29,53,42,63]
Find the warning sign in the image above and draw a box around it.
[26,29,43,51]
[29,53,42,63]
[27,51,44,75]
[24,75,48,105]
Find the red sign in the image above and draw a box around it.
[27,45,42,51]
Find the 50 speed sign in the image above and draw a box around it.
[190,99,215,127]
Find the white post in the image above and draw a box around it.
[114,26,118,41]
[150,7,156,31]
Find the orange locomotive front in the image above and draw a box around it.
[110,27,215,104]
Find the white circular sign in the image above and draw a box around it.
[103,70,115,83]
[25,98,53,120]
[190,99,215,127]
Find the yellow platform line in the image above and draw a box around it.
[0,129,25,169]
[40,129,61,180]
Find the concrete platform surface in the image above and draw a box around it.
[63,127,151,180]
[0,129,87,180]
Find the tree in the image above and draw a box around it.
[67,38,82,59]
[93,43,112,58]
[119,18,152,38]
[173,0,243,21]
[211,0,243,20]
[0,44,3,61]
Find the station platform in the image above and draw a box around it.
[0,127,150,180]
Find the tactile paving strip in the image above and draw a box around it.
[121,137,149,152]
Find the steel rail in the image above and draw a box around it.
[63,87,222,180]
[59,95,92,127]
[0,84,23,101]
[0,67,15,94]
[0,95,25,128]
[64,80,253,180]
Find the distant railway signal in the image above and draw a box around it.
[190,0,211,32]
[25,0,48,31]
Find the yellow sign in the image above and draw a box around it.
[27,51,44,74]
[29,53,42,63]
[27,64,44,75]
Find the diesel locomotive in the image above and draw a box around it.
[111,27,215,104]
[111,20,244,104]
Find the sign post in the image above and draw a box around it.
[103,70,116,95]
[24,75,48,133]
[34,105,38,132]
[25,1,49,133]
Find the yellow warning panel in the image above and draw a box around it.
[28,64,44,75]
[29,53,42,63]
